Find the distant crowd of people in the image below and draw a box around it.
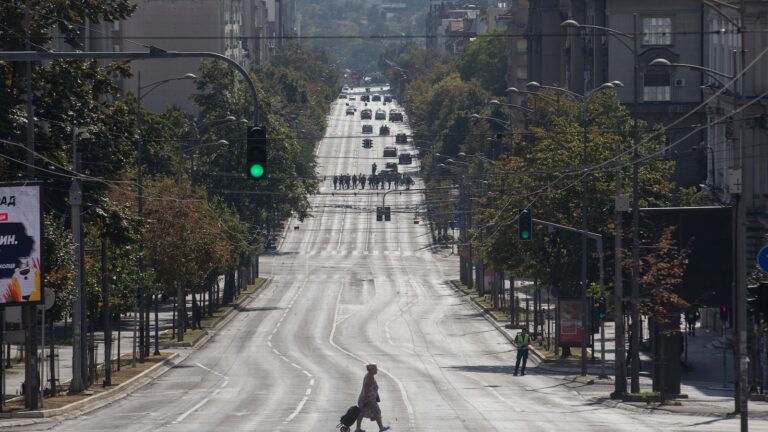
[332,173,414,190]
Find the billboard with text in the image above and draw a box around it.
[0,184,43,306]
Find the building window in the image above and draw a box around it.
[642,17,672,45]
[644,71,671,101]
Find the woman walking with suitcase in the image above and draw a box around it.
[355,364,389,432]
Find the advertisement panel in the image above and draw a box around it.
[559,298,586,347]
[0,184,43,306]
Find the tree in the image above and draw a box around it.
[455,30,508,96]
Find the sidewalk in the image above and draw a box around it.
[449,279,768,418]
[1,277,267,407]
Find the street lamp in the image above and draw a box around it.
[488,99,534,112]
[561,16,640,395]
[649,58,735,89]
[469,113,511,127]
[531,81,616,376]
[136,72,197,362]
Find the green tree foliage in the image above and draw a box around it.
[476,90,675,297]
[455,30,508,96]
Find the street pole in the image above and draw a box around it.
[137,72,146,364]
[613,135,627,397]
[735,20,749,426]
[101,238,112,386]
[630,13,642,395]
[581,99,589,376]
[598,238,607,378]
[68,130,85,394]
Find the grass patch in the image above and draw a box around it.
[3,353,172,412]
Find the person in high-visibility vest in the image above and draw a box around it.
[514,327,531,376]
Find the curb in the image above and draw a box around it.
[162,278,270,349]
[0,278,272,428]
[0,352,181,427]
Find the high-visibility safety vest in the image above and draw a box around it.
[515,333,530,349]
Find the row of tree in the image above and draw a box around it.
[0,0,337,389]
[381,41,693,326]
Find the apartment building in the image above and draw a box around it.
[98,0,296,114]
[703,0,768,262]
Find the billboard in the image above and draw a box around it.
[0,184,43,305]
[559,298,588,347]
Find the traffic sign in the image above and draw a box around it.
[758,246,768,273]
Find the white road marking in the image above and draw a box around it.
[172,397,210,424]
[330,279,416,431]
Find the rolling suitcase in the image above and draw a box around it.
[337,405,361,431]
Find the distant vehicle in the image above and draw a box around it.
[346,106,355,115]
[398,153,412,164]
[388,110,403,122]
[338,94,347,99]
[362,124,373,134]
[361,109,372,120]
[362,138,373,148]
[379,125,390,136]
[395,133,407,144]
[385,161,398,173]
[372,94,382,102]
[375,109,386,120]
[384,95,393,103]
[360,95,370,102]
[379,168,396,176]
[349,95,357,101]
[342,86,351,92]
[383,146,397,157]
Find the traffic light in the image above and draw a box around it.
[518,209,532,241]
[376,207,383,222]
[748,283,768,320]
[719,305,728,322]
[597,296,607,321]
[246,126,267,179]
[384,206,391,221]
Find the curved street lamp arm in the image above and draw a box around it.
[0,50,260,125]
[575,23,636,54]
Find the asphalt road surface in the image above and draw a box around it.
[15,89,765,431]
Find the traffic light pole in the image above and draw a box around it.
[531,218,605,376]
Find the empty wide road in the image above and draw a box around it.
[13,89,763,432]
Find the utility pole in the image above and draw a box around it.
[101,238,112,386]
[22,0,39,410]
[68,129,86,394]
[137,71,146,363]
[629,13,642,395]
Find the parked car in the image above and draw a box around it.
[338,94,347,99]
[379,125,390,136]
[346,106,355,115]
[361,94,370,102]
[395,133,407,144]
[349,95,357,101]
[362,124,373,134]
[375,109,386,120]
[384,95,393,103]
[383,146,397,157]
[398,153,412,164]
[361,109,372,120]
[362,138,373,148]
[385,161,398,173]
[372,94,382,102]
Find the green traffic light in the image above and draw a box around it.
[521,231,530,240]
[250,164,265,178]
